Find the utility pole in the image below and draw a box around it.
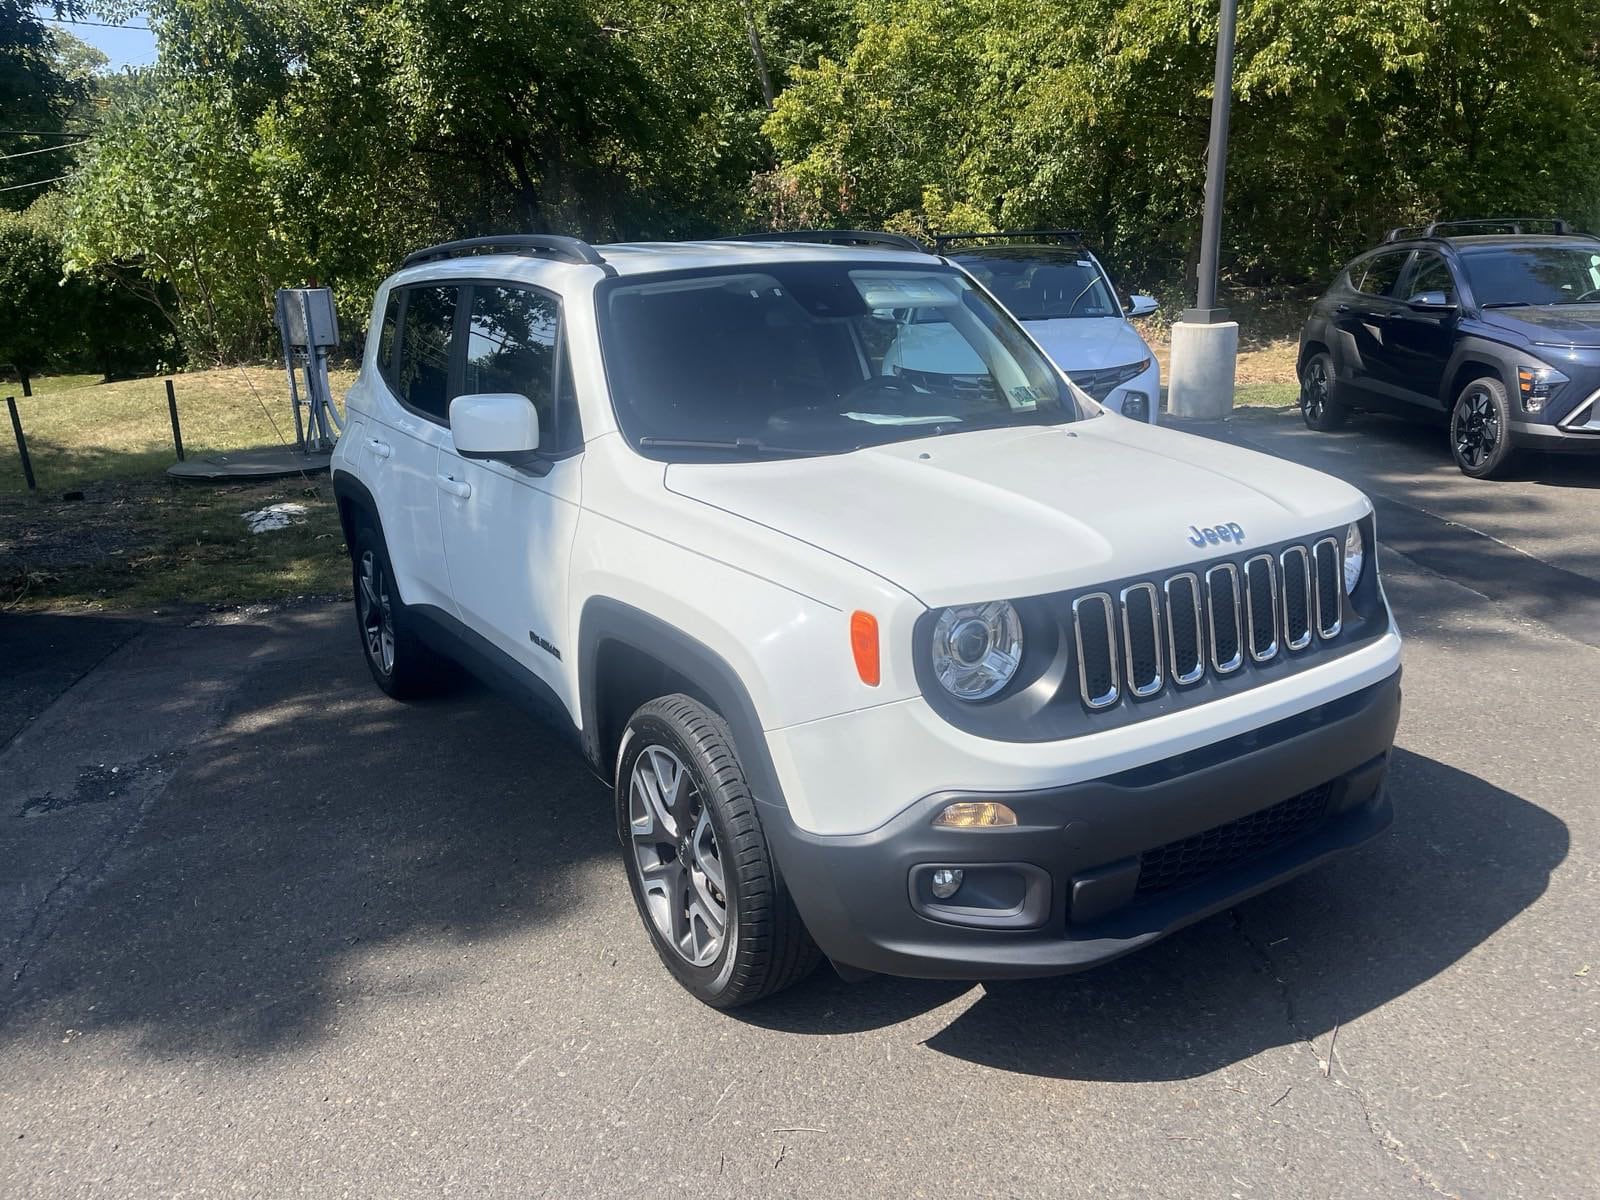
[739,0,775,111]
[1167,0,1240,419]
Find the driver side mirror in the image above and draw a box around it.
[1126,294,1159,318]
[1407,291,1458,313]
[450,392,541,464]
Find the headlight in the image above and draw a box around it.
[931,601,1022,700]
[1516,363,1567,413]
[1343,522,1366,595]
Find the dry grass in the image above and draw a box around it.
[1,366,358,496]
[1,366,357,612]
[1148,331,1301,411]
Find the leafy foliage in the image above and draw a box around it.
[766,0,1600,294]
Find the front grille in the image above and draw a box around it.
[1134,783,1334,899]
[1071,540,1344,712]
[1067,361,1147,401]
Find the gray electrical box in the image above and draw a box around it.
[275,288,340,348]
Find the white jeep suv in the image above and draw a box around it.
[332,232,1403,1007]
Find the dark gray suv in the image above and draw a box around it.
[1297,218,1600,478]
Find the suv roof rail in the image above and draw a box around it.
[933,229,1088,253]
[719,229,929,254]
[401,234,612,271]
[1384,217,1578,243]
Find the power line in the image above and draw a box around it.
[0,128,98,136]
[0,140,88,161]
[0,172,76,193]
[44,17,153,31]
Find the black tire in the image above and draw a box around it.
[350,521,450,699]
[1299,351,1346,431]
[1449,376,1519,479]
[616,695,820,1007]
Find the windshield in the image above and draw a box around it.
[1459,246,1600,306]
[954,250,1119,320]
[598,262,1081,460]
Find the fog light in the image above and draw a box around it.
[930,868,964,899]
[1121,391,1151,422]
[933,801,1017,828]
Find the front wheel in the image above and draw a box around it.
[616,695,820,1007]
[1300,351,1346,431]
[1450,377,1519,479]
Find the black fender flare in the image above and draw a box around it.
[331,468,379,550]
[1439,336,1518,411]
[576,597,784,809]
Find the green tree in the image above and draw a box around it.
[0,1,92,207]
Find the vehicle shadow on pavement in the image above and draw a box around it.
[0,642,617,1056]
[742,747,1566,1080]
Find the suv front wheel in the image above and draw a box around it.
[1450,377,1519,479]
[616,695,820,1007]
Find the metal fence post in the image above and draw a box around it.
[165,378,185,461]
[7,396,37,491]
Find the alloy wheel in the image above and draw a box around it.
[1453,388,1500,468]
[1303,359,1329,422]
[628,744,727,967]
[357,550,396,675]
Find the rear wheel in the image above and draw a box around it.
[616,695,820,1007]
[1450,377,1518,479]
[1300,351,1346,431]
[351,522,450,698]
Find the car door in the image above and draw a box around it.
[1383,251,1459,410]
[436,281,584,718]
[1334,250,1410,407]
[367,282,459,613]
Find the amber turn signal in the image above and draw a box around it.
[933,801,1018,828]
[850,610,880,686]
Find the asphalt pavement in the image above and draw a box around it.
[2,409,1596,1198]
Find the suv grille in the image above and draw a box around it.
[1134,783,1334,899]
[1073,540,1344,711]
[1067,361,1148,401]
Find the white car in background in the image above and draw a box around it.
[939,232,1163,422]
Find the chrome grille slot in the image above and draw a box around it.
[1119,583,1164,698]
[1163,572,1205,686]
[1244,555,1279,662]
[1205,563,1243,674]
[1312,537,1342,638]
[1072,593,1120,709]
[1279,545,1313,651]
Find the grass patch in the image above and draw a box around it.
[1234,381,1300,410]
[1,366,356,612]
[0,366,357,497]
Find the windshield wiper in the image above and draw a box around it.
[636,436,824,458]
[1481,301,1533,309]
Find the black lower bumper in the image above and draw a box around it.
[761,671,1402,981]
[1508,418,1600,453]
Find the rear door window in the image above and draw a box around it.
[396,284,459,423]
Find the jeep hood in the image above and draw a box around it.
[664,419,1371,608]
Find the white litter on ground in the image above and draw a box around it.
[242,503,309,533]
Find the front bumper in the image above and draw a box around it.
[1508,415,1600,454]
[761,670,1401,980]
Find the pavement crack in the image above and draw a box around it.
[1,752,184,998]
[1231,908,1461,1199]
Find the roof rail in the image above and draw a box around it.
[1385,217,1577,243]
[401,234,612,272]
[933,229,1088,253]
[720,229,929,254]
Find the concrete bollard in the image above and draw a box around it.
[1167,319,1239,419]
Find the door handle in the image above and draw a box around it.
[367,438,392,460]
[1334,303,1352,314]
[436,473,472,499]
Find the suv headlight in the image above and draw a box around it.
[931,601,1022,700]
[1343,522,1366,595]
[1516,363,1568,413]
